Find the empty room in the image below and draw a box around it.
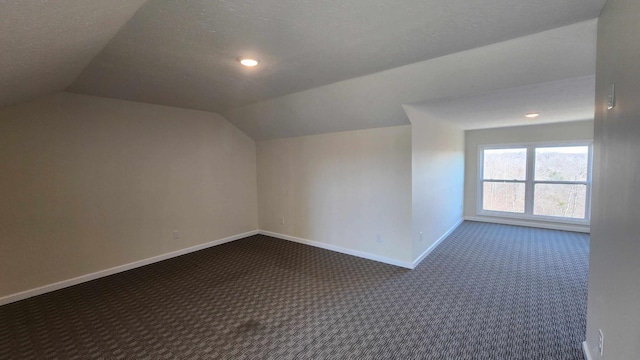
[1,0,638,359]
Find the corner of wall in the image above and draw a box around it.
[404,106,466,264]
[254,126,413,265]
[0,94,260,298]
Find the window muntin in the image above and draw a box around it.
[479,143,592,223]
[481,148,527,214]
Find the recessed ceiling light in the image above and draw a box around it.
[525,113,540,118]
[239,58,259,67]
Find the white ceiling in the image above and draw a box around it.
[408,76,597,130]
[65,0,605,113]
[225,20,598,140]
[0,0,148,109]
[1,0,606,139]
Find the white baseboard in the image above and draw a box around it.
[0,230,260,306]
[583,341,594,360]
[412,218,463,268]
[464,216,590,233]
[259,230,414,269]
[2,223,465,306]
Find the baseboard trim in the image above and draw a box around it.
[259,230,414,269]
[0,230,260,306]
[583,341,594,360]
[1,223,467,306]
[412,218,463,268]
[464,216,590,233]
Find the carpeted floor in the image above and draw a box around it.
[0,221,589,359]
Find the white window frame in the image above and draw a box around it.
[477,140,593,225]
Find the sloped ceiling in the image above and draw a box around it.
[0,0,148,109]
[225,20,598,140]
[67,0,605,114]
[406,76,596,130]
[1,0,606,139]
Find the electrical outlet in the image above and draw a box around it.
[280,217,285,225]
[172,230,181,241]
[419,231,423,241]
[598,329,604,356]
[376,234,383,243]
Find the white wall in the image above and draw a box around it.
[585,0,640,358]
[404,106,465,261]
[257,126,413,264]
[464,120,594,231]
[0,93,258,299]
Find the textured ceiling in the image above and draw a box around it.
[0,0,148,109]
[407,76,596,130]
[67,0,606,113]
[1,0,606,139]
[224,20,598,140]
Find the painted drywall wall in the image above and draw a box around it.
[464,121,594,231]
[404,106,465,261]
[585,0,640,358]
[0,93,258,298]
[257,126,413,264]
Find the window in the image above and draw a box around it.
[479,143,592,223]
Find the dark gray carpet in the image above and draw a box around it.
[0,221,589,359]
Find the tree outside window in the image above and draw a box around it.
[480,144,591,222]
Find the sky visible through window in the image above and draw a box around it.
[482,145,589,220]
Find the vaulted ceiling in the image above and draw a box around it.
[1,0,607,139]
[0,0,148,109]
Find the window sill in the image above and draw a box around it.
[468,213,590,233]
